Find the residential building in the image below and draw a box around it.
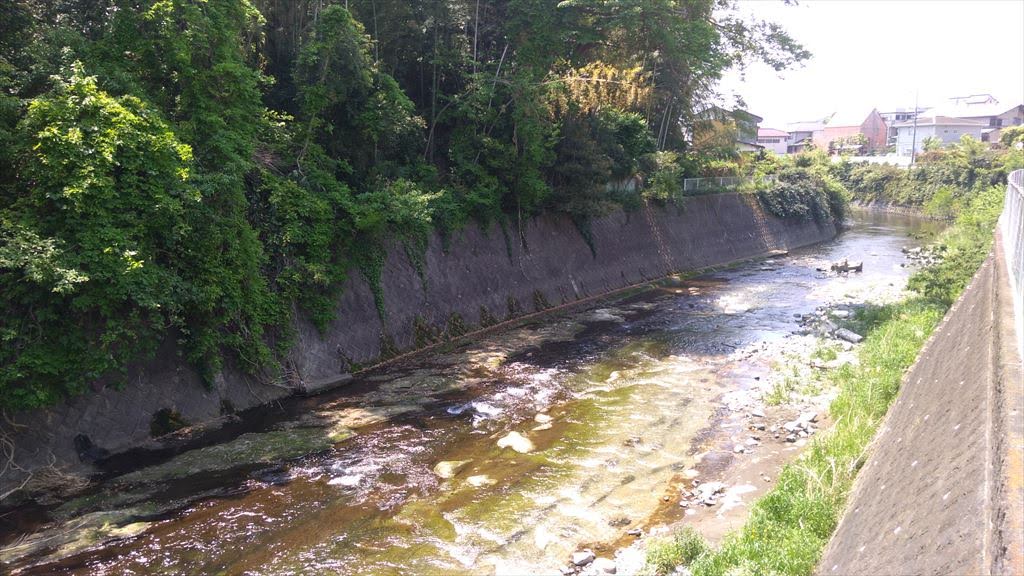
[892,116,986,156]
[732,109,764,153]
[879,107,925,146]
[991,104,1024,142]
[784,119,827,153]
[931,94,1024,141]
[814,108,888,153]
[692,106,764,153]
[756,128,789,155]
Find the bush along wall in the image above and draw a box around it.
[0,0,812,411]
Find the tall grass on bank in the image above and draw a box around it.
[644,185,1004,576]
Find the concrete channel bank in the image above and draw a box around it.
[1,192,836,500]
[818,174,1024,575]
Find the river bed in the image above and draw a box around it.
[0,210,941,575]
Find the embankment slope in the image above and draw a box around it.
[2,193,836,499]
[818,232,1023,575]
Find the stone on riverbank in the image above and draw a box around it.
[835,328,864,343]
[466,474,496,487]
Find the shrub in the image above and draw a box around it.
[0,67,199,409]
[908,185,1004,305]
[645,527,710,575]
[756,167,846,223]
[643,151,686,203]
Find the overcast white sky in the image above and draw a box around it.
[718,0,1024,129]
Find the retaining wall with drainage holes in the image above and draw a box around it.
[1,193,837,501]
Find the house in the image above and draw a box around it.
[692,107,764,154]
[932,95,1024,142]
[814,108,888,153]
[951,102,1024,143]
[732,109,764,152]
[879,107,925,146]
[991,105,1024,143]
[756,128,789,155]
[784,119,827,153]
[892,116,986,156]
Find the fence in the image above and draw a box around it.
[1002,169,1024,353]
[682,177,744,193]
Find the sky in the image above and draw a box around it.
[717,0,1024,129]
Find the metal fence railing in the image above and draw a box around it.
[682,177,744,193]
[1002,169,1024,353]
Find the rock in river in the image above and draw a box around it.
[835,328,863,344]
[115,427,349,486]
[1,510,154,569]
[497,431,535,453]
[433,460,471,479]
[573,550,596,566]
[466,474,497,487]
[592,557,617,574]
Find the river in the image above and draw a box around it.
[1,210,942,575]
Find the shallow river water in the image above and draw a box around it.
[3,210,942,575]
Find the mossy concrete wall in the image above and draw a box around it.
[2,193,836,499]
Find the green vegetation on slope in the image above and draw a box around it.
[642,177,1006,576]
[829,134,1023,212]
[750,152,850,223]
[0,1,813,410]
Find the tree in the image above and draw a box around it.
[999,125,1024,147]
[922,135,942,152]
[1,65,197,408]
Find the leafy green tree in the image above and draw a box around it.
[921,135,942,152]
[1,66,196,408]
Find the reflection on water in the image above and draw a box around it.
[8,211,942,575]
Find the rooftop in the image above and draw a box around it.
[786,119,827,132]
[948,93,998,106]
[930,102,1022,119]
[757,127,789,137]
[826,108,879,128]
[892,116,988,128]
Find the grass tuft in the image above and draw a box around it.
[644,527,711,575]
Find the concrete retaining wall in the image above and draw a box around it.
[818,232,1023,575]
[1,193,836,500]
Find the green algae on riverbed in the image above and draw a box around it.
[0,509,157,567]
[117,427,352,485]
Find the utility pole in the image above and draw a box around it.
[910,91,919,168]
